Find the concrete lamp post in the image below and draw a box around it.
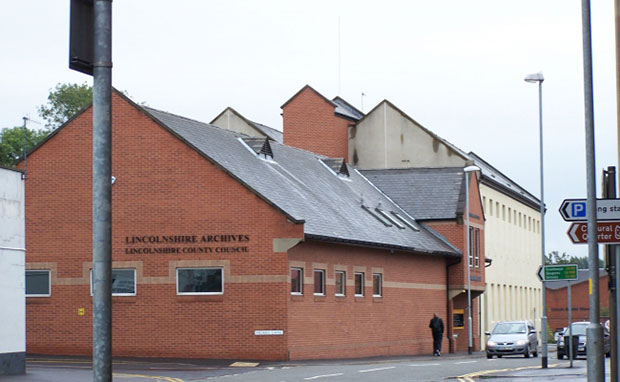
[464,164,480,355]
[524,71,548,368]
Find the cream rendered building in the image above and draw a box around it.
[349,100,543,348]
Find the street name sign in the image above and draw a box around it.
[567,221,620,244]
[559,198,620,221]
[537,264,578,282]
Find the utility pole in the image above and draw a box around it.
[69,1,113,380]
[604,167,617,382]
[580,0,604,380]
[92,1,113,381]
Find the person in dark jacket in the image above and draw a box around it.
[429,313,444,356]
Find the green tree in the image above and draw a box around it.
[545,250,603,269]
[38,82,93,129]
[0,126,49,166]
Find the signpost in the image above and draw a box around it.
[560,198,620,222]
[567,221,620,244]
[537,264,579,282]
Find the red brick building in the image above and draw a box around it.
[281,86,486,353]
[546,270,609,331]
[22,90,483,360]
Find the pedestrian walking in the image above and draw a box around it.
[429,313,444,356]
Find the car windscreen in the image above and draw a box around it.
[492,323,526,334]
[568,324,588,336]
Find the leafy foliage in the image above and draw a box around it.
[38,82,93,129]
[544,250,603,269]
[0,126,49,166]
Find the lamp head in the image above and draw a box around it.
[524,72,544,83]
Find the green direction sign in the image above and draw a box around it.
[537,264,579,281]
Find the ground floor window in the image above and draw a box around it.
[290,267,303,295]
[26,270,51,297]
[335,271,345,296]
[177,268,223,295]
[373,273,382,297]
[314,269,325,295]
[355,272,364,296]
[90,269,136,296]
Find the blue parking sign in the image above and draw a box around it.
[572,202,586,218]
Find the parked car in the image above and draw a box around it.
[553,327,567,343]
[557,322,611,359]
[485,321,538,359]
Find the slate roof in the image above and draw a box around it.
[250,120,283,143]
[468,152,541,210]
[360,167,466,221]
[142,106,459,257]
[333,96,364,121]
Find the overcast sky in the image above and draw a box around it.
[2,1,618,261]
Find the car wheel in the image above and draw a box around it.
[524,345,530,358]
[487,353,492,359]
[497,355,502,358]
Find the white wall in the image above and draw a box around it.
[0,168,25,356]
[479,184,543,343]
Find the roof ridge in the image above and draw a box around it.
[144,106,254,138]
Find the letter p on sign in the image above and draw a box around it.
[572,202,586,218]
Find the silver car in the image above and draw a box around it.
[485,321,539,359]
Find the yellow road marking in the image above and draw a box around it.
[115,373,184,382]
[457,362,560,381]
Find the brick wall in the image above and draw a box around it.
[24,92,304,360]
[282,86,351,160]
[287,240,449,359]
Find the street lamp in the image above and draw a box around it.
[524,71,547,369]
[464,164,480,355]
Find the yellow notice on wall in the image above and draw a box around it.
[78,308,85,316]
[589,279,592,295]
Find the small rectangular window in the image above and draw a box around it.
[90,269,136,296]
[373,273,382,297]
[355,272,364,296]
[335,271,345,296]
[176,268,223,295]
[314,269,325,295]
[290,267,303,295]
[26,270,51,297]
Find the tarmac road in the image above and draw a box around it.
[0,350,609,381]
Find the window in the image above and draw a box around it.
[508,208,512,223]
[90,269,136,296]
[290,267,303,295]
[26,270,50,297]
[355,272,364,296]
[335,271,345,296]
[502,205,506,221]
[314,269,325,295]
[469,227,480,267]
[176,268,223,295]
[373,273,382,297]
